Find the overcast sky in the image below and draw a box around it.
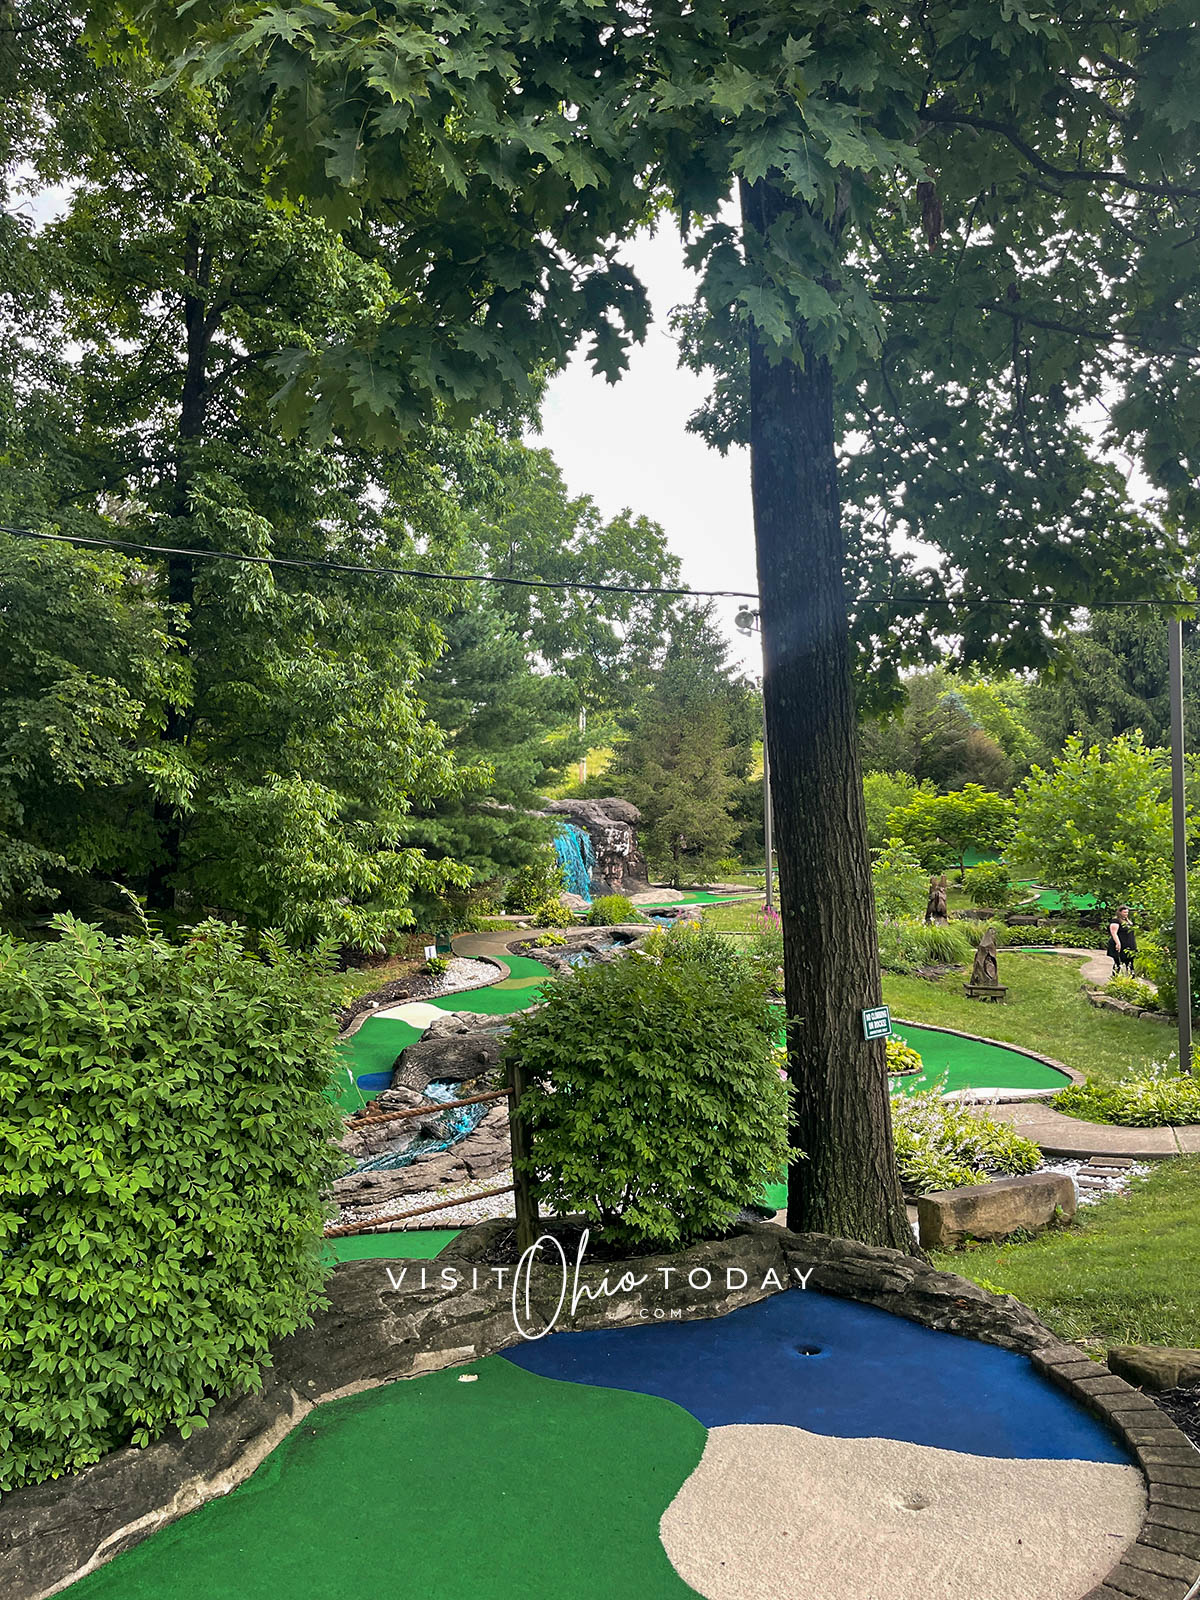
[530,226,763,674]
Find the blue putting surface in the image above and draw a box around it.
[503,1289,1130,1465]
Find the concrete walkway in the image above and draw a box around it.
[965,946,1184,1156]
[983,1097,1200,1159]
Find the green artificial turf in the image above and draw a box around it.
[936,1157,1200,1352]
[66,1358,705,1600]
[883,953,1172,1090]
[889,1022,1068,1095]
[324,1230,460,1264]
[1032,887,1099,912]
[332,1016,424,1112]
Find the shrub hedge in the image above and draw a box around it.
[507,945,790,1248]
[0,916,343,1491]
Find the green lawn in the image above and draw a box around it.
[883,953,1171,1089]
[699,898,769,933]
[935,1157,1200,1353]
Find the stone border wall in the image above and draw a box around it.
[1083,984,1175,1026]
[4,1221,1195,1600]
[893,1015,1086,1097]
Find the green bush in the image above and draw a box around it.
[640,920,750,984]
[714,857,743,878]
[885,1036,924,1077]
[891,1088,1041,1194]
[534,929,569,948]
[507,953,790,1248]
[1057,1066,1200,1127]
[425,955,450,978]
[0,916,343,1491]
[529,896,573,927]
[871,837,928,921]
[877,919,973,974]
[963,861,1014,909]
[504,852,567,913]
[587,893,640,926]
[1104,975,1159,1010]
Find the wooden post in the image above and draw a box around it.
[506,1055,539,1253]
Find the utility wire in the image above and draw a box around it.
[0,525,753,601]
[1,522,1195,611]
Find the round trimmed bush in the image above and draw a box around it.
[507,949,790,1248]
[0,916,343,1490]
[587,893,639,926]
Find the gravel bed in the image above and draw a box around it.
[335,1168,521,1232]
[1039,1158,1151,1205]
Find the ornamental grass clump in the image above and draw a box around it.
[891,1087,1041,1195]
[1057,1063,1200,1127]
[506,947,790,1249]
[877,919,973,973]
[586,893,640,926]
[0,916,344,1491]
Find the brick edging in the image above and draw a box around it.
[3,1222,1190,1600]
[1030,1343,1200,1600]
[892,1015,1087,1094]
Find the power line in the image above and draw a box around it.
[0,523,1194,612]
[0,525,752,601]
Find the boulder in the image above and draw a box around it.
[1108,1345,1200,1392]
[332,1104,511,1207]
[916,1172,1076,1250]
[543,797,651,895]
[393,1032,504,1092]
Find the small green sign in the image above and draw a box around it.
[861,1005,891,1040]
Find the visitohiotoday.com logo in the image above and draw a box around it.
[383,1230,817,1341]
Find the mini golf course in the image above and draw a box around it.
[333,946,1073,1247]
[61,1283,1143,1600]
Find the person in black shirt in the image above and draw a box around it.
[1107,906,1138,978]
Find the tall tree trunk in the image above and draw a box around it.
[146,232,212,912]
[740,180,916,1254]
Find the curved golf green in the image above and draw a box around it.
[64,1357,705,1600]
[890,1022,1070,1097]
[333,954,555,1112]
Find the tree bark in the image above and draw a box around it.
[739,179,917,1254]
[146,231,212,913]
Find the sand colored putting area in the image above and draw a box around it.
[662,1424,1143,1600]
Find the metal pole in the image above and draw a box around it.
[762,698,775,912]
[1169,618,1192,1071]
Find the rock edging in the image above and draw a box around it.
[3,1222,1192,1600]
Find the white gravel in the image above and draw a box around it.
[1040,1158,1150,1205]
[429,956,499,995]
[335,1167,520,1232]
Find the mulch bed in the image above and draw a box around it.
[1152,1385,1200,1449]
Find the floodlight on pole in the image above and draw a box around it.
[735,607,775,913]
